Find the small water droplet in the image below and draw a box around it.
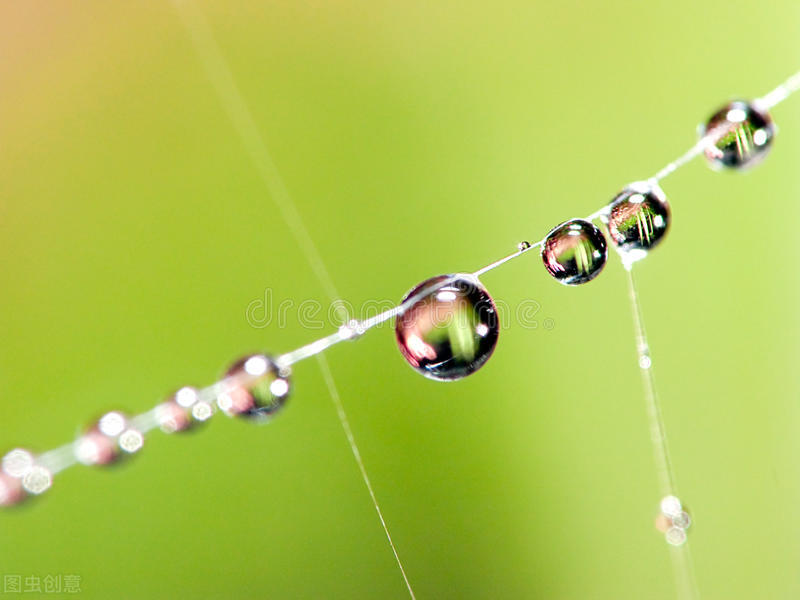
[220,354,290,421]
[701,100,774,170]
[21,465,52,495]
[118,429,144,454]
[395,275,499,381]
[606,181,670,263]
[76,412,142,466]
[541,219,607,285]
[672,511,692,530]
[2,449,34,478]
[192,401,214,422]
[660,495,682,518]
[665,526,687,546]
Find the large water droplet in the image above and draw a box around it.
[395,274,499,381]
[701,100,774,170]
[606,181,670,264]
[541,219,607,285]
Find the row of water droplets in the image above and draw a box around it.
[0,76,794,533]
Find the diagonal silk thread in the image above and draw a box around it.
[171,1,416,597]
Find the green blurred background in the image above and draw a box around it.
[1,1,799,598]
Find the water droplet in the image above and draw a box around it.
[157,387,205,433]
[219,354,290,421]
[541,219,607,285]
[118,430,144,454]
[665,526,687,546]
[174,386,199,408]
[517,241,532,252]
[672,510,692,530]
[157,400,192,434]
[75,412,143,466]
[2,449,34,478]
[395,274,499,381]
[21,465,52,495]
[606,181,670,264]
[701,100,774,170]
[191,401,214,422]
[660,495,682,518]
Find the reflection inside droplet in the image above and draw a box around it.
[395,275,500,381]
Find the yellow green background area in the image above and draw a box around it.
[1,1,799,598]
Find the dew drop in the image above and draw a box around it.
[700,100,775,170]
[541,219,607,285]
[219,354,290,421]
[157,387,205,433]
[672,510,692,530]
[118,429,144,454]
[660,495,682,518]
[395,274,499,381]
[75,412,144,466]
[157,400,192,434]
[191,401,214,422]
[665,526,687,546]
[606,181,670,264]
[21,465,52,495]
[2,449,34,478]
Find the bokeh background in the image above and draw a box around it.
[2,1,799,598]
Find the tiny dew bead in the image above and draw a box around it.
[74,411,145,466]
[2,448,35,478]
[700,100,775,170]
[218,354,290,421]
[395,274,499,381]
[156,386,204,433]
[0,448,54,504]
[606,181,670,265]
[22,466,53,495]
[656,495,692,546]
[0,448,52,506]
[541,219,607,285]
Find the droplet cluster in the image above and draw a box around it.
[655,495,692,546]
